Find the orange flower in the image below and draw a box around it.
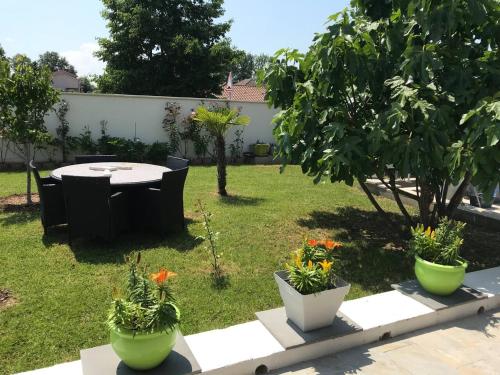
[325,240,342,250]
[150,268,177,284]
[307,239,318,247]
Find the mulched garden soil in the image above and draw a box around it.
[0,194,40,212]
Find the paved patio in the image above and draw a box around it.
[273,308,500,375]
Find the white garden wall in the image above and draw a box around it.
[1,92,280,163]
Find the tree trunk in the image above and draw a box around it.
[417,179,434,228]
[446,172,472,218]
[215,135,227,196]
[25,143,32,205]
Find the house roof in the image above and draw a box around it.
[217,78,267,102]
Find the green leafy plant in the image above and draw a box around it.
[54,100,77,163]
[77,125,97,154]
[107,253,179,333]
[146,142,171,164]
[287,239,342,294]
[260,0,500,229]
[0,55,59,204]
[196,200,227,288]
[229,129,244,163]
[194,105,250,196]
[409,218,466,266]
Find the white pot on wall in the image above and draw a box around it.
[274,270,350,332]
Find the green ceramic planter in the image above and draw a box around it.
[254,143,270,157]
[414,255,467,296]
[110,309,179,370]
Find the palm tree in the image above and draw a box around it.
[194,106,250,196]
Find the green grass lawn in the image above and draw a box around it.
[1,165,499,374]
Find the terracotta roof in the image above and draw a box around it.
[217,79,266,102]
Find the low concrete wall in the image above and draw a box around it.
[1,92,279,163]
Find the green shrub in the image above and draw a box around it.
[409,218,466,266]
[107,253,179,333]
[287,239,342,294]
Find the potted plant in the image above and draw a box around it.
[274,239,350,332]
[409,218,468,296]
[253,140,270,157]
[107,253,180,370]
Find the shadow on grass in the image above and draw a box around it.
[297,207,413,294]
[297,206,500,293]
[41,218,203,264]
[218,194,265,206]
[0,208,39,226]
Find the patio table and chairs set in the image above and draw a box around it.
[31,155,190,243]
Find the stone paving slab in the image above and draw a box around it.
[338,291,434,330]
[464,266,500,297]
[391,279,487,310]
[272,308,500,375]
[256,307,362,349]
[80,332,200,375]
[184,320,284,372]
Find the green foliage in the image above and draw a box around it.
[54,100,77,162]
[38,51,77,75]
[0,55,60,203]
[108,253,179,333]
[261,0,500,227]
[287,240,342,294]
[229,129,244,163]
[79,76,95,93]
[96,0,236,97]
[196,200,227,288]
[146,142,172,164]
[409,218,466,266]
[76,124,170,163]
[229,51,272,81]
[194,106,250,138]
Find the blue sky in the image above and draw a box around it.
[0,0,350,76]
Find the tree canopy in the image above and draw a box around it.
[0,55,60,204]
[261,0,500,228]
[38,51,77,75]
[96,0,236,97]
[229,51,272,81]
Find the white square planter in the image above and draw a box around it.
[274,270,351,332]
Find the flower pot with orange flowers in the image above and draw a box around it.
[274,239,350,332]
[107,253,179,370]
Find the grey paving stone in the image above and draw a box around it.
[80,332,200,375]
[391,279,486,310]
[256,307,362,349]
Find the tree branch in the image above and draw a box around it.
[358,178,389,218]
[446,172,472,218]
[387,170,415,228]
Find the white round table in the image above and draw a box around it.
[51,162,170,186]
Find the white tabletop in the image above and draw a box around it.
[51,162,170,186]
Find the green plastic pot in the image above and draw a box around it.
[254,143,270,157]
[414,255,467,296]
[110,309,179,370]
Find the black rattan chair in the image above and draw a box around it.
[30,160,66,235]
[62,175,128,242]
[166,156,189,170]
[143,167,189,234]
[74,155,118,164]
